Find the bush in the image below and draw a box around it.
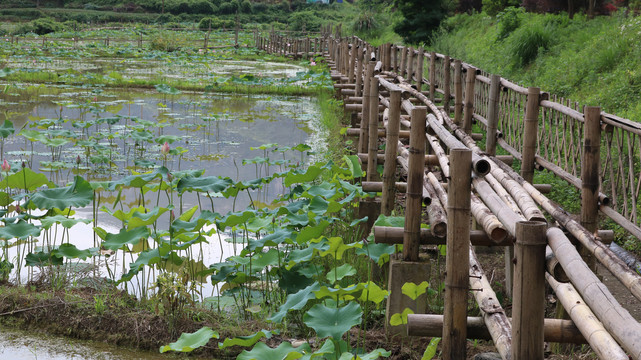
[239,0,252,13]
[482,0,520,17]
[191,0,216,14]
[509,22,552,66]
[288,11,322,32]
[496,6,523,40]
[198,16,234,30]
[27,18,66,35]
[149,31,188,51]
[219,0,240,15]
[155,13,179,23]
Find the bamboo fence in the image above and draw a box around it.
[258,32,641,360]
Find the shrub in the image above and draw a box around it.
[496,6,523,40]
[288,11,322,32]
[509,22,552,66]
[191,0,216,14]
[198,16,234,30]
[239,0,252,13]
[149,31,188,51]
[482,0,520,17]
[219,0,240,14]
[28,18,66,35]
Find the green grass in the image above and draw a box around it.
[429,11,641,121]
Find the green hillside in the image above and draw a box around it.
[428,10,641,122]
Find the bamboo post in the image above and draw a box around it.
[382,90,402,215]
[392,45,398,73]
[355,47,364,97]
[359,62,375,154]
[454,60,463,126]
[485,74,501,156]
[512,221,547,360]
[581,106,601,234]
[521,87,540,183]
[406,47,414,85]
[443,56,451,114]
[400,46,407,78]
[367,76,380,182]
[403,106,427,261]
[235,15,239,47]
[462,67,476,134]
[442,148,472,360]
[415,48,424,92]
[349,38,357,83]
[384,43,391,71]
[429,51,436,101]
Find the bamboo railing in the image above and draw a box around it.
[258,32,641,360]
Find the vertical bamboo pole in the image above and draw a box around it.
[486,74,502,156]
[462,67,476,134]
[382,90,402,215]
[442,148,472,360]
[403,106,427,261]
[343,40,350,76]
[443,56,451,114]
[400,46,407,78]
[349,38,356,83]
[416,48,425,92]
[355,47,364,97]
[521,87,541,183]
[367,76,380,182]
[429,51,436,101]
[384,43,391,71]
[359,62,375,155]
[581,106,601,233]
[512,221,547,360]
[454,60,463,126]
[406,47,414,85]
[392,45,398,73]
[581,106,601,270]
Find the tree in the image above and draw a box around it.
[393,0,449,45]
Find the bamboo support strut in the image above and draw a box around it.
[547,227,641,359]
[443,149,472,360]
[403,107,427,261]
[407,314,586,344]
[381,89,402,215]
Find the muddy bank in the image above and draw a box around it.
[0,284,262,359]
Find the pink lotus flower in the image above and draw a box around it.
[1,160,9,172]
[161,142,170,155]
[310,60,316,66]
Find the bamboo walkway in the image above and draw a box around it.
[257,31,641,360]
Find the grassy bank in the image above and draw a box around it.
[429,10,641,121]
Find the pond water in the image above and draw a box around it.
[0,83,326,297]
[0,324,165,360]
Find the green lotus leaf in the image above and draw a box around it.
[326,264,356,283]
[314,284,364,300]
[338,349,392,360]
[155,84,182,95]
[25,251,63,266]
[0,220,41,240]
[218,329,275,349]
[303,302,362,340]
[39,215,91,229]
[103,226,150,251]
[342,154,363,179]
[237,342,309,360]
[54,243,97,260]
[421,337,441,360]
[277,264,315,294]
[295,220,329,245]
[269,282,320,323]
[0,120,14,138]
[30,176,93,210]
[128,129,153,142]
[0,191,12,207]
[247,248,280,272]
[154,135,181,144]
[358,281,389,305]
[374,215,406,227]
[0,168,51,191]
[389,308,414,326]
[401,281,430,301]
[176,176,233,194]
[355,242,396,266]
[320,237,362,260]
[284,164,325,187]
[159,327,219,353]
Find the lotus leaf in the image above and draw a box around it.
[218,329,275,349]
[0,120,14,138]
[0,220,41,240]
[303,302,362,340]
[159,327,219,353]
[30,176,93,210]
[237,342,310,360]
[269,282,320,323]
